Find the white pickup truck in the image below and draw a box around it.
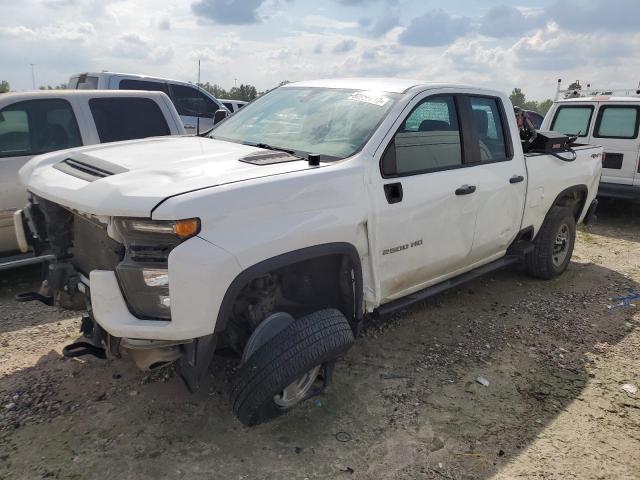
[0,90,184,263]
[18,79,602,425]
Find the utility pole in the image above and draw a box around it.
[196,59,201,135]
[30,64,35,90]
[235,78,238,87]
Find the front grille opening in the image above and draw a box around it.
[129,244,173,263]
[71,214,123,276]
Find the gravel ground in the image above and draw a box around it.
[0,199,639,480]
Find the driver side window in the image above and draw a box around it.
[381,95,462,177]
[170,84,218,118]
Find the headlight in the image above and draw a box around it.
[115,218,200,241]
[113,218,200,320]
[117,265,171,319]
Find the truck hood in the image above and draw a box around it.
[23,136,312,217]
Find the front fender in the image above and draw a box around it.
[168,236,242,337]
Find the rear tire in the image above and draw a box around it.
[526,206,576,279]
[231,308,354,426]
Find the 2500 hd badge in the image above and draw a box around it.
[383,239,423,256]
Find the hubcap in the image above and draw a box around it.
[552,223,570,267]
[273,365,321,409]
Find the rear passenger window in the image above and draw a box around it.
[0,99,82,157]
[595,106,639,139]
[469,96,508,162]
[170,84,218,118]
[89,97,170,143]
[551,106,593,137]
[382,95,462,176]
[119,79,169,95]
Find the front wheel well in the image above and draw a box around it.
[216,245,363,356]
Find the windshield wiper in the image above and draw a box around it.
[255,143,297,156]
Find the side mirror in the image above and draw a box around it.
[213,109,229,125]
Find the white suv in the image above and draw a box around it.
[68,72,228,134]
[0,90,184,260]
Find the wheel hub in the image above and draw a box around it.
[273,365,322,408]
[552,223,570,267]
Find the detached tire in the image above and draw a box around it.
[231,308,354,426]
[527,206,576,279]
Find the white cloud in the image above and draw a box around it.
[399,9,471,47]
[301,15,359,30]
[0,23,96,42]
[1,0,639,103]
[332,38,358,54]
[191,0,267,25]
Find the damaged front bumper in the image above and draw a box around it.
[15,195,239,390]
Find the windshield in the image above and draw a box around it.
[210,87,400,160]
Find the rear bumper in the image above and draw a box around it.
[598,182,640,201]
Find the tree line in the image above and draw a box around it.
[0,80,67,93]
[197,82,260,102]
[509,88,553,115]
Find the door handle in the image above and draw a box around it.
[184,125,196,129]
[455,184,476,195]
[509,175,525,184]
[384,182,403,204]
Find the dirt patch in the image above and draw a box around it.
[1,201,639,480]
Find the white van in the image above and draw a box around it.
[542,87,640,200]
[69,72,228,134]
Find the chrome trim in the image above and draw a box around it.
[13,209,29,253]
[0,254,55,272]
[0,208,17,224]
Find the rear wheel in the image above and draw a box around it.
[526,206,576,279]
[231,308,354,426]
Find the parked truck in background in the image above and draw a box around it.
[19,78,601,426]
[68,72,229,134]
[219,99,247,113]
[0,90,184,264]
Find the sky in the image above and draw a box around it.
[1,0,639,100]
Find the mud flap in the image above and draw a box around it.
[180,334,217,392]
[15,291,54,306]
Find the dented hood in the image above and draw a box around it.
[22,136,311,217]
